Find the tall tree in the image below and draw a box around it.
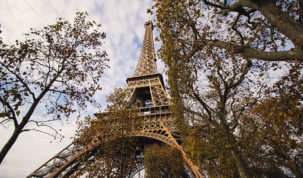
[74,88,142,178]
[150,0,303,177]
[0,12,108,164]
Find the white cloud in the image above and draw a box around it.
[0,0,154,177]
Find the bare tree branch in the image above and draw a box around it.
[0,118,10,125]
[189,88,213,121]
[229,60,252,89]
[22,128,64,139]
[232,13,244,45]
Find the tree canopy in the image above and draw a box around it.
[150,0,303,62]
[150,0,303,177]
[0,12,108,164]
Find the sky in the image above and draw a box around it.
[0,0,163,177]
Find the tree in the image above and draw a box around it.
[0,12,109,164]
[73,88,142,177]
[144,144,186,178]
[150,0,303,63]
[150,0,303,177]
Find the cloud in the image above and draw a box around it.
[0,0,154,177]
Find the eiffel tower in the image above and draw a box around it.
[28,21,202,178]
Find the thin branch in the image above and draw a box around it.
[24,120,64,138]
[22,128,64,139]
[230,86,262,131]
[270,28,278,52]
[232,13,244,45]
[229,60,252,89]
[203,0,224,9]
[189,88,213,121]
[185,44,203,63]
[0,61,36,100]
[48,88,73,95]
[217,64,228,88]
[0,96,18,127]
[28,119,59,123]
[184,7,202,41]
[0,118,10,125]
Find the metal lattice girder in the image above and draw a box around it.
[28,132,112,177]
[27,143,83,177]
[125,74,170,107]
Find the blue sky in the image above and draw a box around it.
[0,0,162,177]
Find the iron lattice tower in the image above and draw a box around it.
[28,21,202,178]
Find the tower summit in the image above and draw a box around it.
[132,21,157,77]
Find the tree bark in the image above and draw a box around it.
[257,1,303,44]
[205,40,303,62]
[0,127,22,164]
[231,149,251,178]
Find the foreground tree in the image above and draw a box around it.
[150,0,303,177]
[0,12,108,164]
[144,144,186,178]
[74,88,142,177]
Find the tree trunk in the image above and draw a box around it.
[0,127,22,165]
[0,82,52,165]
[231,149,251,178]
